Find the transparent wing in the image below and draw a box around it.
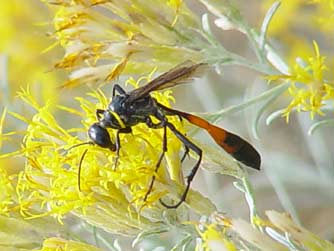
[126,61,207,103]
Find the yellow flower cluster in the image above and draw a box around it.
[50,0,204,88]
[0,167,14,216]
[196,222,238,251]
[268,42,334,122]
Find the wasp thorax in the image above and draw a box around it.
[99,111,123,129]
[108,95,126,114]
[88,123,116,151]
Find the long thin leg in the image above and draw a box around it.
[112,84,127,97]
[180,145,190,163]
[113,130,121,171]
[144,119,167,202]
[147,116,189,163]
[160,122,202,209]
[113,127,132,170]
[176,115,189,163]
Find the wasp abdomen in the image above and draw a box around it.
[224,133,261,170]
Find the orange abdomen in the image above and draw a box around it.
[179,112,261,170]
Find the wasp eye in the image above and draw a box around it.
[88,123,116,151]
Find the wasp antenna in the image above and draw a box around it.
[65,141,93,154]
[78,148,89,192]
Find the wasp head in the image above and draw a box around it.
[88,123,116,151]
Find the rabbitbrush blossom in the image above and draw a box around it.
[50,0,204,88]
[267,41,334,122]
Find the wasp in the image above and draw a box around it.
[73,62,261,208]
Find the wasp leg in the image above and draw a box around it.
[146,117,190,162]
[96,109,104,120]
[144,118,167,202]
[180,145,190,163]
[178,115,183,122]
[145,116,165,129]
[160,122,202,209]
[112,84,127,97]
[113,127,132,170]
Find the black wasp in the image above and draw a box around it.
[73,62,261,209]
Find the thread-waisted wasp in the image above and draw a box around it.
[72,62,261,208]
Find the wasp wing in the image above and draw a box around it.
[126,61,207,103]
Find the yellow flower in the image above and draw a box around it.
[196,222,238,251]
[0,166,14,216]
[267,41,334,122]
[49,0,204,88]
